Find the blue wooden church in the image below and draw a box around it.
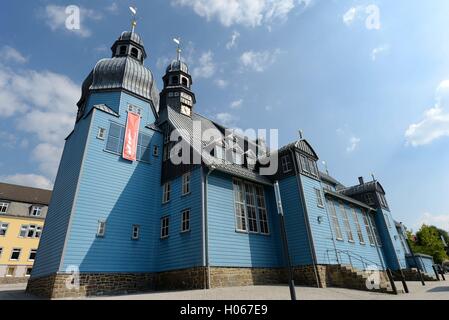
[27,28,435,298]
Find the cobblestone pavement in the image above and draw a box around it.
[1,280,448,300]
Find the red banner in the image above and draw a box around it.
[122,112,140,161]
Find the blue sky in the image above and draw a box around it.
[1,0,449,231]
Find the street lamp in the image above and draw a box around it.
[274,181,296,301]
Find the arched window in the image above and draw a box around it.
[182,77,188,87]
[131,47,139,59]
[119,46,127,55]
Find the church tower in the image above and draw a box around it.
[27,21,164,298]
[159,41,196,117]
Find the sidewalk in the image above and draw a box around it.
[1,280,448,300]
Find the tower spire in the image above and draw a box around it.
[129,6,138,33]
[173,38,182,61]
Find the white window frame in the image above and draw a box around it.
[97,127,107,140]
[244,183,259,233]
[0,222,8,236]
[161,216,169,239]
[162,182,171,204]
[97,220,106,237]
[182,173,191,196]
[181,210,190,233]
[362,210,376,246]
[370,215,382,246]
[339,202,354,242]
[327,199,343,240]
[132,225,140,240]
[351,206,365,244]
[315,188,324,208]
[29,249,37,261]
[384,213,392,228]
[281,155,292,173]
[30,206,43,217]
[10,248,21,261]
[255,186,270,235]
[0,202,9,213]
[233,180,247,232]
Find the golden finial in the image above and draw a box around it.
[129,6,138,33]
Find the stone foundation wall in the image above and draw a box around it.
[398,269,438,282]
[155,267,207,291]
[26,273,154,299]
[292,265,326,288]
[209,267,285,288]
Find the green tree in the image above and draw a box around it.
[407,225,449,264]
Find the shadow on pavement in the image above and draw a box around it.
[428,286,449,293]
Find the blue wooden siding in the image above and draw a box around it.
[61,91,163,273]
[278,175,313,266]
[155,167,203,272]
[207,171,282,268]
[32,112,93,278]
[375,208,407,270]
[406,254,436,277]
[332,202,386,270]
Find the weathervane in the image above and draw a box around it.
[129,6,138,33]
[173,37,182,61]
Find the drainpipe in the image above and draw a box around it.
[203,165,216,289]
[289,149,321,288]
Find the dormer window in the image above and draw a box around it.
[131,47,139,59]
[30,206,43,217]
[119,46,127,55]
[0,201,9,213]
[300,154,318,178]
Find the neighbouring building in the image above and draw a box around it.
[27,26,436,298]
[0,183,51,284]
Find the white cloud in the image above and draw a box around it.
[371,45,390,61]
[41,5,102,38]
[240,49,281,72]
[193,51,216,79]
[230,99,243,109]
[215,79,229,89]
[415,212,449,231]
[216,112,238,127]
[226,31,240,49]
[0,174,53,190]
[172,0,311,27]
[405,80,449,146]
[0,46,28,64]
[0,64,79,182]
[106,2,119,13]
[346,136,361,153]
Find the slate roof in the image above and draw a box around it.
[341,180,386,196]
[275,139,319,160]
[319,171,346,190]
[0,182,52,205]
[162,106,271,185]
[324,189,375,212]
[93,104,119,117]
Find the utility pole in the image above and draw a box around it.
[274,181,297,301]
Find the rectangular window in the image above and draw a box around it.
[30,206,42,217]
[370,215,382,246]
[351,206,365,244]
[161,216,169,239]
[327,200,343,240]
[153,145,159,157]
[182,172,191,195]
[6,266,15,277]
[26,267,33,277]
[97,221,106,237]
[384,213,391,228]
[162,182,171,203]
[244,183,259,233]
[10,248,21,261]
[255,186,269,234]
[0,201,9,213]
[281,155,292,173]
[233,180,247,232]
[362,210,375,246]
[309,159,318,177]
[105,123,151,162]
[0,223,8,236]
[181,210,190,233]
[29,249,37,261]
[300,155,309,173]
[339,202,354,242]
[0,202,9,213]
[97,127,106,140]
[132,225,140,240]
[315,188,324,208]
[0,247,2,258]
[19,225,42,238]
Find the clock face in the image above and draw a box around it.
[181,104,191,116]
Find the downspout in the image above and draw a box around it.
[203,165,216,289]
[289,149,321,288]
